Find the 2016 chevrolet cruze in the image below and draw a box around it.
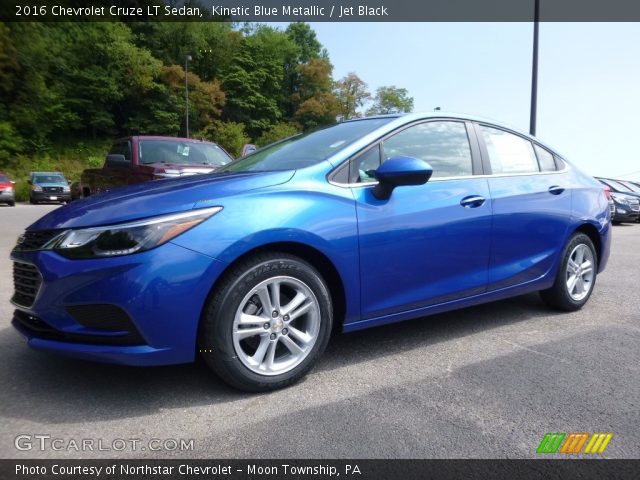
[11,113,611,391]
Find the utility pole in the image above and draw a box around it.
[529,0,540,136]
[185,54,192,138]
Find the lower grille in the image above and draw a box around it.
[13,310,145,346]
[66,304,144,343]
[12,262,42,308]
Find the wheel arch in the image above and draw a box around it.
[573,223,602,265]
[200,241,347,336]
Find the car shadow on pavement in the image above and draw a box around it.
[0,293,563,424]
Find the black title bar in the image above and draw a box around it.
[3,0,640,22]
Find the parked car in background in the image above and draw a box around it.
[11,113,611,392]
[28,172,71,204]
[80,136,233,197]
[0,171,16,206]
[609,192,640,223]
[596,177,640,222]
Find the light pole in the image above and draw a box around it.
[530,0,540,136]
[185,54,192,138]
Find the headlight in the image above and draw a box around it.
[32,185,42,192]
[612,194,628,205]
[50,206,222,259]
[63,185,71,192]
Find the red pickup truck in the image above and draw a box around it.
[80,136,233,197]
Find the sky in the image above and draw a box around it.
[289,22,640,180]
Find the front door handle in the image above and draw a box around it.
[460,195,486,208]
[548,185,565,195]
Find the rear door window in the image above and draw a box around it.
[109,141,132,161]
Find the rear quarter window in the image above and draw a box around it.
[480,125,540,174]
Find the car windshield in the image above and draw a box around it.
[606,179,633,193]
[221,118,394,172]
[139,140,231,166]
[34,175,66,184]
[619,181,640,193]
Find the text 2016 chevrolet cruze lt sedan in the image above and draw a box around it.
[11,113,611,391]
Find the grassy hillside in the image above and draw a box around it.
[2,141,110,202]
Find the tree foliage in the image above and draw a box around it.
[0,20,412,168]
[366,86,414,115]
[335,73,371,120]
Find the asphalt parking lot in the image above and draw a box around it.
[0,203,638,459]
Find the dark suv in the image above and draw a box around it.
[597,177,640,223]
[28,172,71,204]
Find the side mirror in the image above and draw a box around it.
[27,179,32,185]
[241,144,257,157]
[372,156,433,200]
[105,154,129,167]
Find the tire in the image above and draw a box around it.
[199,252,333,392]
[8,201,15,207]
[29,197,37,205]
[540,232,597,311]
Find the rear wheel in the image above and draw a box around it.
[8,201,15,207]
[199,252,333,392]
[540,232,597,311]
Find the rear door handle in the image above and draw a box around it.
[548,185,565,195]
[460,195,486,208]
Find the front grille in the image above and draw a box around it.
[629,198,640,212]
[14,229,61,251]
[12,262,42,308]
[609,202,615,215]
[42,186,63,193]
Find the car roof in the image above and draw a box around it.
[31,171,64,175]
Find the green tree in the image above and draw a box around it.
[291,58,339,130]
[366,86,414,115]
[285,22,322,63]
[197,120,250,157]
[335,73,371,120]
[256,122,300,147]
[221,25,299,137]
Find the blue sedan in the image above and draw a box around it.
[10,113,611,391]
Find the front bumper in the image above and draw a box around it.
[0,191,15,202]
[10,242,227,366]
[612,206,639,222]
[30,191,71,202]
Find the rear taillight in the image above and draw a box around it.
[603,185,612,201]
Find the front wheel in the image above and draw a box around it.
[540,232,597,311]
[199,253,333,392]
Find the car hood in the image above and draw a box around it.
[29,170,294,230]
[35,183,68,187]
